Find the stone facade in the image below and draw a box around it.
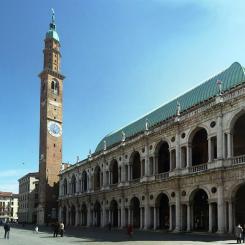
[18,172,39,223]
[0,192,18,222]
[37,14,64,225]
[59,80,245,233]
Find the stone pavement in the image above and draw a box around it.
[0,225,239,245]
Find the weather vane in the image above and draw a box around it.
[51,8,55,24]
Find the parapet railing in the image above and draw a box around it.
[231,154,245,165]
[188,163,207,173]
[155,172,169,180]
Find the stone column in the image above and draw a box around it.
[153,207,157,230]
[209,203,213,232]
[187,145,192,168]
[208,137,212,162]
[103,169,107,188]
[169,150,173,171]
[102,203,106,227]
[128,165,131,182]
[121,205,125,228]
[87,204,91,227]
[229,201,233,233]
[144,201,149,229]
[217,115,223,159]
[217,185,225,233]
[227,133,232,158]
[140,208,143,229]
[175,191,181,232]
[169,205,173,231]
[187,204,191,231]
[176,132,181,169]
[118,209,121,228]
[66,207,69,226]
[58,206,62,222]
[75,206,80,226]
[145,144,149,177]
[128,208,131,225]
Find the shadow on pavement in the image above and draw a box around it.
[12,224,235,243]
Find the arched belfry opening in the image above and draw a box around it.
[94,166,101,191]
[191,128,208,166]
[51,80,59,95]
[155,193,169,229]
[156,141,170,173]
[110,160,118,184]
[130,152,141,180]
[233,113,245,156]
[191,189,209,231]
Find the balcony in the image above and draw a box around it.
[188,163,208,173]
[232,154,245,165]
[155,172,169,180]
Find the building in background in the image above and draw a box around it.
[0,192,18,223]
[18,172,39,224]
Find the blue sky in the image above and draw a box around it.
[1,0,245,193]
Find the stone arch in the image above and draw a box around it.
[63,178,68,195]
[81,203,87,226]
[70,205,76,226]
[130,197,140,228]
[62,206,67,226]
[155,140,170,173]
[189,188,209,231]
[51,79,59,95]
[71,174,76,194]
[227,108,245,133]
[110,199,118,227]
[94,165,101,191]
[188,127,208,166]
[94,201,101,227]
[82,170,88,192]
[129,151,141,180]
[155,193,170,229]
[109,159,118,184]
[229,110,245,156]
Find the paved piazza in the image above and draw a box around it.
[0,226,238,245]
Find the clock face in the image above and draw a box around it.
[47,121,62,137]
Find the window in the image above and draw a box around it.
[51,80,59,95]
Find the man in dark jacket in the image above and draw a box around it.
[4,222,10,239]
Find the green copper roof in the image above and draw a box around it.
[46,29,59,42]
[95,62,245,153]
[46,9,59,42]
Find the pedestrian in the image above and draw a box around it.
[59,222,64,237]
[34,224,39,234]
[235,224,243,244]
[4,222,10,239]
[127,224,133,238]
[53,222,59,237]
[243,224,245,243]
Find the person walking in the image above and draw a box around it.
[235,224,243,244]
[59,222,64,237]
[34,224,39,234]
[4,222,10,239]
[243,224,245,243]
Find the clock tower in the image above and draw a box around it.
[37,10,65,225]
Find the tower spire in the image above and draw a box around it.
[49,8,56,31]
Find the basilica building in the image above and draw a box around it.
[58,60,245,233]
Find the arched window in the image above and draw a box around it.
[71,175,76,194]
[63,178,67,195]
[82,171,88,192]
[51,80,59,95]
